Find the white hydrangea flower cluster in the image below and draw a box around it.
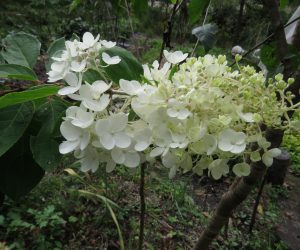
[50,33,299,179]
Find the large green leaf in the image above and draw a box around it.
[0,102,35,157]
[0,85,59,109]
[100,46,143,84]
[1,32,41,68]
[83,68,104,83]
[45,37,66,71]
[0,64,38,81]
[0,130,44,200]
[30,97,69,171]
[188,0,210,24]
[192,23,218,52]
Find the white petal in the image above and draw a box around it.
[134,141,150,151]
[232,163,251,177]
[64,72,78,87]
[163,50,188,64]
[83,32,95,47]
[149,147,165,157]
[168,166,177,179]
[60,121,81,141]
[95,118,110,135]
[83,94,110,112]
[262,154,273,167]
[58,86,80,95]
[59,140,79,154]
[167,108,178,118]
[71,109,94,128]
[114,132,131,148]
[106,161,116,173]
[102,52,121,65]
[92,80,111,94]
[71,61,86,72]
[111,148,126,164]
[80,132,90,150]
[110,113,128,133]
[51,61,65,72]
[268,148,281,157]
[119,79,143,95]
[124,152,140,168]
[100,132,115,150]
[177,108,191,120]
[231,144,246,154]
[142,64,153,80]
[218,139,233,152]
[101,40,116,48]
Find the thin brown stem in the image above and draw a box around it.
[249,173,267,234]
[138,162,146,250]
[158,0,180,66]
[230,16,300,67]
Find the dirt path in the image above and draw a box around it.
[276,174,300,250]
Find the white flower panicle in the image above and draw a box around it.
[49,34,299,179]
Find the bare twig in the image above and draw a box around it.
[230,16,300,67]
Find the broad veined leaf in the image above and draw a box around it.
[45,37,66,71]
[100,46,143,84]
[192,23,218,51]
[0,85,59,109]
[83,69,105,83]
[188,0,210,24]
[0,130,44,200]
[1,32,41,68]
[0,102,35,157]
[0,64,38,81]
[30,97,69,171]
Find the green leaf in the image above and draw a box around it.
[30,97,69,171]
[83,69,104,83]
[100,46,143,84]
[69,0,82,12]
[280,0,288,9]
[0,130,44,200]
[0,53,4,64]
[0,64,38,81]
[0,85,59,109]
[1,32,41,68]
[0,102,35,157]
[188,0,210,24]
[261,42,280,71]
[170,0,177,4]
[192,23,218,51]
[45,37,66,71]
[132,0,148,18]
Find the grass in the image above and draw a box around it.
[0,162,290,250]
